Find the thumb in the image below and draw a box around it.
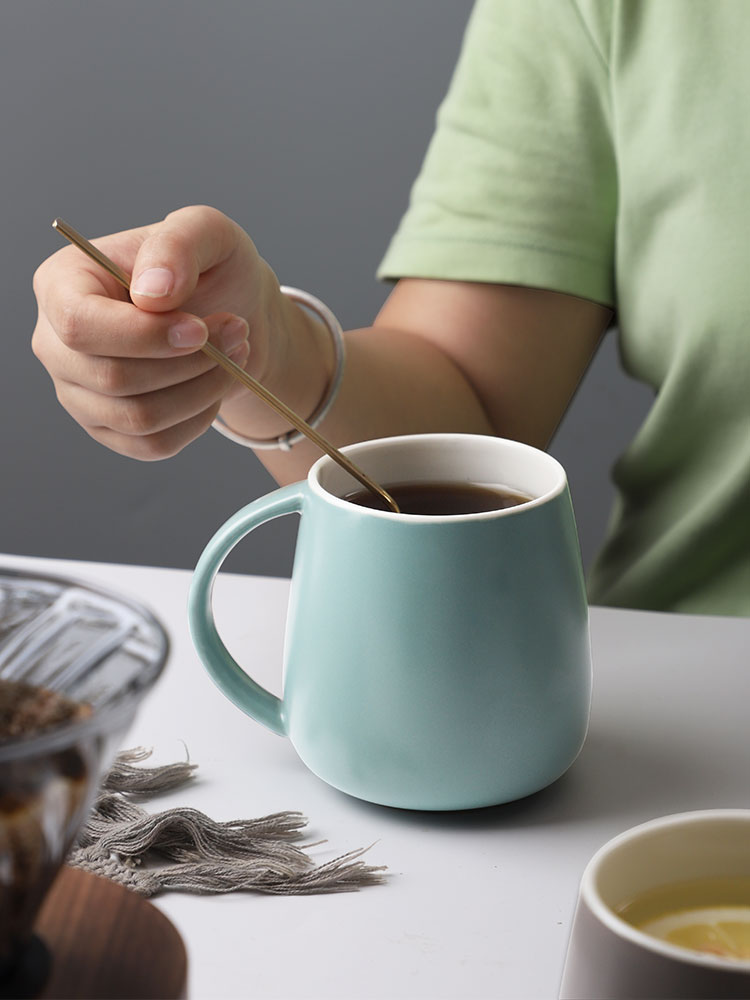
[129,205,240,313]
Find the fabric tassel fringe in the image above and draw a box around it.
[69,748,387,897]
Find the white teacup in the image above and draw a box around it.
[560,810,750,999]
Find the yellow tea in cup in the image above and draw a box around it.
[618,877,750,960]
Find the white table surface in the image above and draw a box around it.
[3,552,750,1000]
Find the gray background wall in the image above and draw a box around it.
[1,0,651,578]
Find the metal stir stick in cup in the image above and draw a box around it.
[52,219,400,513]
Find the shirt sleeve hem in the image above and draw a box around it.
[376,237,615,309]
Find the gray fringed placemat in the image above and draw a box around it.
[69,748,386,896]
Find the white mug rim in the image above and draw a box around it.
[581,809,750,973]
[308,432,567,522]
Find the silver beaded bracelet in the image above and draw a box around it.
[211,285,345,452]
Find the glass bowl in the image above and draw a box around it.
[0,567,169,994]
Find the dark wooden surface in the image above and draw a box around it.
[34,866,187,999]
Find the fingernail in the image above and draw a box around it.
[228,341,250,365]
[132,267,174,298]
[168,317,208,348]
[219,316,249,354]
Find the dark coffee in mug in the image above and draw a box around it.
[343,480,532,515]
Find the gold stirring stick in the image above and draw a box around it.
[52,218,400,513]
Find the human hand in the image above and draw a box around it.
[32,205,279,459]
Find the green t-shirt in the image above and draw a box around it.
[378,0,750,617]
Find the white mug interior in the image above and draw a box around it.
[311,432,567,517]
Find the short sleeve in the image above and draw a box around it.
[377,0,617,307]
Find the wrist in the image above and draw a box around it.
[215,286,344,450]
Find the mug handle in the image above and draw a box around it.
[188,482,306,737]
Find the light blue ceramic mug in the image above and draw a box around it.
[188,433,591,810]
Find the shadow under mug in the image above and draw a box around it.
[560,810,750,999]
[188,433,591,810]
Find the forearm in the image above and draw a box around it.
[217,276,611,486]
[266,324,493,483]
[218,309,492,485]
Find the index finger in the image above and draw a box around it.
[35,219,153,320]
[38,257,207,358]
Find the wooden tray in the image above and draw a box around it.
[29,866,187,999]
